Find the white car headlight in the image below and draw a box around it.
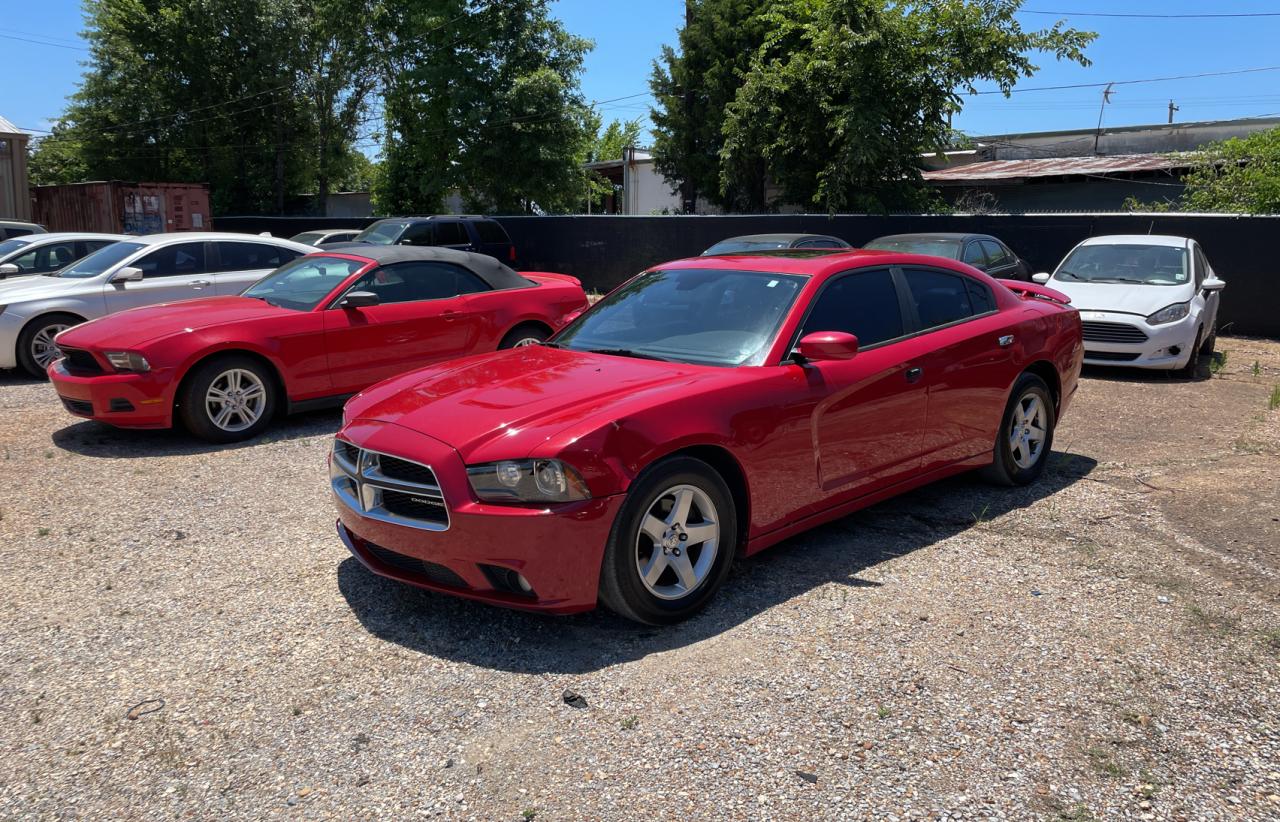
[1146,302,1190,326]
[467,459,590,503]
[104,351,151,372]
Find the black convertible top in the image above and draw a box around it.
[321,244,532,290]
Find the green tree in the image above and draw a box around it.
[590,117,644,164]
[650,0,772,212]
[1126,127,1280,214]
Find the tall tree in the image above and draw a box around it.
[1125,126,1280,214]
[721,0,1094,212]
[590,117,644,164]
[649,0,771,212]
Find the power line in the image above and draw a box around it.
[1021,9,1280,19]
[0,27,86,46]
[973,65,1280,95]
[0,32,88,50]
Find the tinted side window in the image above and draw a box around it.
[801,269,904,346]
[400,223,434,245]
[980,240,1012,267]
[1193,246,1208,287]
[962,243,987,267]
[217,242,297,272]
[4,228,34,238]
[474,220,510,244]
[904,268,974,329]
[347,261,490,304]
[434,221,468,245]
[135,242,207,278]
[966,279,996,315]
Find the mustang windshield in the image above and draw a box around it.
[241,256,365,311]
[1055,244,1189,286]
[353,221,409,245]
[57,242,144,279]
[554,268,806,367]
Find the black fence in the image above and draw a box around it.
[218,212,1280,337]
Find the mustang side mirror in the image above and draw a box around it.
[0,263,19,278]
[111,266,144,283]
[1031,272,1050,284]
[339,290,379,309]
[1201,277,1226,293]
[793,331,859,362]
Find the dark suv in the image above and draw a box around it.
[351,216,516,264]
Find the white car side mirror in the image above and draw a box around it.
[1031,272,1050,284]
[111,266,144,283]
[1201,277,1226,292]
[0,263,19,278]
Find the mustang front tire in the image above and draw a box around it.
[178,355,278,443]
[598,456,737,625]
[982,373,1056,487]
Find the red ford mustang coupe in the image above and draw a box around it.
[49,247,587,441]
[332,250,1082,624]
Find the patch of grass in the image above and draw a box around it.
[876,704,892,720]
[43,450,53,459]
[620,716,638,730]
[291,706,303,717]
[1260,629,1280,652]
[1252,360,1262,378]
[1085,746,1125,779]
[1269,384,1280,411]
[1057,805,1096,822]
[1187,604,1241,636]
[522,809,538,821]
[1209,351,1228,376]
[36,527,50,537]
[970,504,991,526]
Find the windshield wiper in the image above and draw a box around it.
[1056,270,1080,280]
[586,347,673,362]
[244,294,279,307]
[1092,277,1147,284]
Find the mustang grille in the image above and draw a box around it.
[58,347,104,375]
[1081,320,1149,344]
[330,439,449,531]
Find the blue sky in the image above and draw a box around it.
[3,1,1280,145]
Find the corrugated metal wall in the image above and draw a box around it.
[32,182,211,234]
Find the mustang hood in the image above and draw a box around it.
[55,296,290,350]
[348,346,725,459]
[1050,280,1192,316]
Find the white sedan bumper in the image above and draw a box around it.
[1079,311,1199,370]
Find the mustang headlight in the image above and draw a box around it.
[1146,302,1190,326]
[467,459,590,503]
[104,351,151,372]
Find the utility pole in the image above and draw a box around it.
[1168,99,1180,124]
[680,0,697,214]
[1093,82,1115,155]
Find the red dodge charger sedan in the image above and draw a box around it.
[49,246,587,441]
[333,249,1083,623]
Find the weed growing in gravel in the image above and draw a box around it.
[1260,629,1280,651]
[522,809,538,821]
[1269,384,1280,411]
[620,716,638,730]
[970,504,991,526]
[1085,746,1125,779]
[1253,360,1262,377]
[43,450,52,459]
[291,706,302,717]
[1057,805,1096,822]
[876,704,892,720]
[36,527,50,537]
[1187,604,1241,636]
[1209,352,1228,376]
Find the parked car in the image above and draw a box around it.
[289,228,362,247]
[863,233,1031,280]
[49,246,588,441]
[1033,235,1224,376]
[0,232,313,377]
[351,216,516,264]
[0,233,129,279]
[702,233,851,255]
[0,220,47,240]
[331,249,1082,623]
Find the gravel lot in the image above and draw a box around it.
[1,338,1278,821]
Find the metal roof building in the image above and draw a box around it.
[0,115,32,221]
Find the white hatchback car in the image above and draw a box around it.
[0,232,313,377]
[1033,235,1225,376]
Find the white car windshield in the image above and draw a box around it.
[863,237,961,257]
[1055,244,1189,286]
[552,268,807,367]
[241,255,366,311]
[56,241,145,279]
[0,238,32,258]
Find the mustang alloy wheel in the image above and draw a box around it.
[499,324,551,349]
[178,355,278,443]
[982,372,1056,487]
[599,456,737,624]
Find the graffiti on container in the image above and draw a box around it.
[123,193,165,235]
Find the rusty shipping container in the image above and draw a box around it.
[31,181,211,235]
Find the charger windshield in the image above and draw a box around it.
[554,268,806,366]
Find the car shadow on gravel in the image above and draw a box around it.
[49,409,343,458]
[0,368,42,386]
[337,451,1098,675]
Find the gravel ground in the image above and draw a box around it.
[1,337,1278,821]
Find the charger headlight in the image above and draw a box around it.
[104,351,151,372]
[467,459,590,503]
[1146,302,1190,326]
